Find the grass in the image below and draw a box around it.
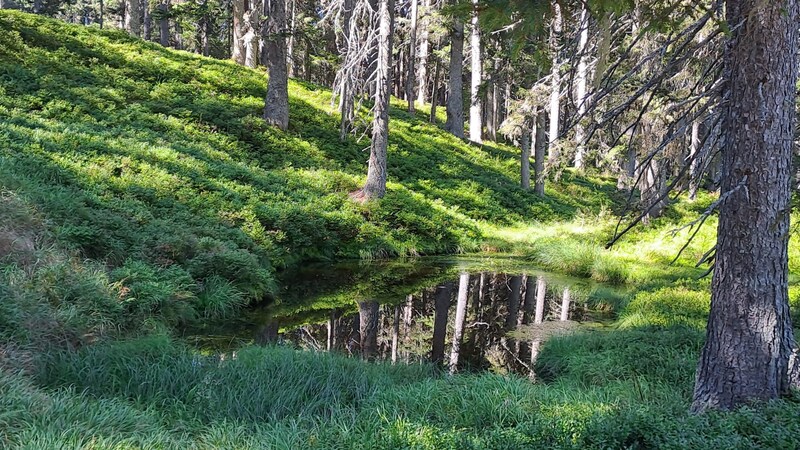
[3,11,800,449]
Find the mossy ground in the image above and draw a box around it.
[2,11,800,449]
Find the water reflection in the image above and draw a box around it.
[247,271,598,377]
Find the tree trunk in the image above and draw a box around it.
[573,4,589,170]
[405,0,418,113]
[356,0,395,200]
[504,275,522,329]
[534,109,546,196]
[640,156,666,223]
[287,0,296,77]
[143,2,151,40]
[560,288,570,321]
[327,310,338,350]
[468,0,482,143]
[158,3,170,47]
[337,0,355,140]
[403,294,413,361]
[547,0,561,163]
[431,282,453,364]
[521,126,531,189]
[232,0,247,64]
[263,0,289,130]
[125,0,141,37]
[521,275,536,324]
[358,301,380,359]
[416,0,430,106]
[448,273,470,374]
[691,0,799,413]
[244,0,261,68]
[445,18,464,138]
[688,119,702,200]
[391,305,401,363]
[429,40,441,123]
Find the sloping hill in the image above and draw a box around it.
[0,11,618,328]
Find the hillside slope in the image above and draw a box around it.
[0,12,619,324]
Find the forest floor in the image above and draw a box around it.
[2,11,800,448]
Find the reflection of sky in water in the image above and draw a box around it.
[184,257,621,377]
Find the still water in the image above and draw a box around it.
[184,257,622,376]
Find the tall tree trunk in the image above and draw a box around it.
[391,305,401,363]
[445,18,464,138]
[125,0,141,37]
[560,288,570,321]
[158,3,170,47]
[416,0,430,106]
[431,283,453,364]
[143,2,151,40]
[547,0,562,162]
[403,294,413,362]
[468,0,482,143]
[640,156,666,223]
[429,40,441,123]
[573,4,589,170]
[522,275,536,324]
[405,0,418,113]
[232,0,247,64]
[355,0,395,200]
[528,276,546,378]
[448,273,470,374]
[358,301,380,359]
[691,0,799,413]
[263,0,289,130]
[504,275,523,329]
[287,0,296,77]
[244,0,261,67]
[337,0,356,140]
[534,109,546,196]
[520,127,531,189]
[327,310,338,350]
[688,119,702,200]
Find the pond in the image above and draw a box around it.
[183,256,626,377]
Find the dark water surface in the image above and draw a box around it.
[184,257,624,376]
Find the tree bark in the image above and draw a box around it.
[125,0,141,37]
[431,282,453,363]
[688,119,702,200]
[143,2,151,40]
[405,0,418,113]
[158,3,170,47]
[521,126,531,189]
[560,287,570,321]
[504,275,523,329]
[244,0,261,68]
[416,0,430,106]
[287,0,296,77]
[445,17,464,138]
[232,0,247,64]
[448,273,470,373]
[534,109,546,196]
[573,4,589,170]
[355,0,395,200]
[468,0,482,143]
[391,305,401,363]
[263,0,290,130]
[691,0,799,413]
[547,0,562,163]
[429,39,441,123]
[358,301,380,359]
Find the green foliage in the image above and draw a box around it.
[0,11,617,329]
